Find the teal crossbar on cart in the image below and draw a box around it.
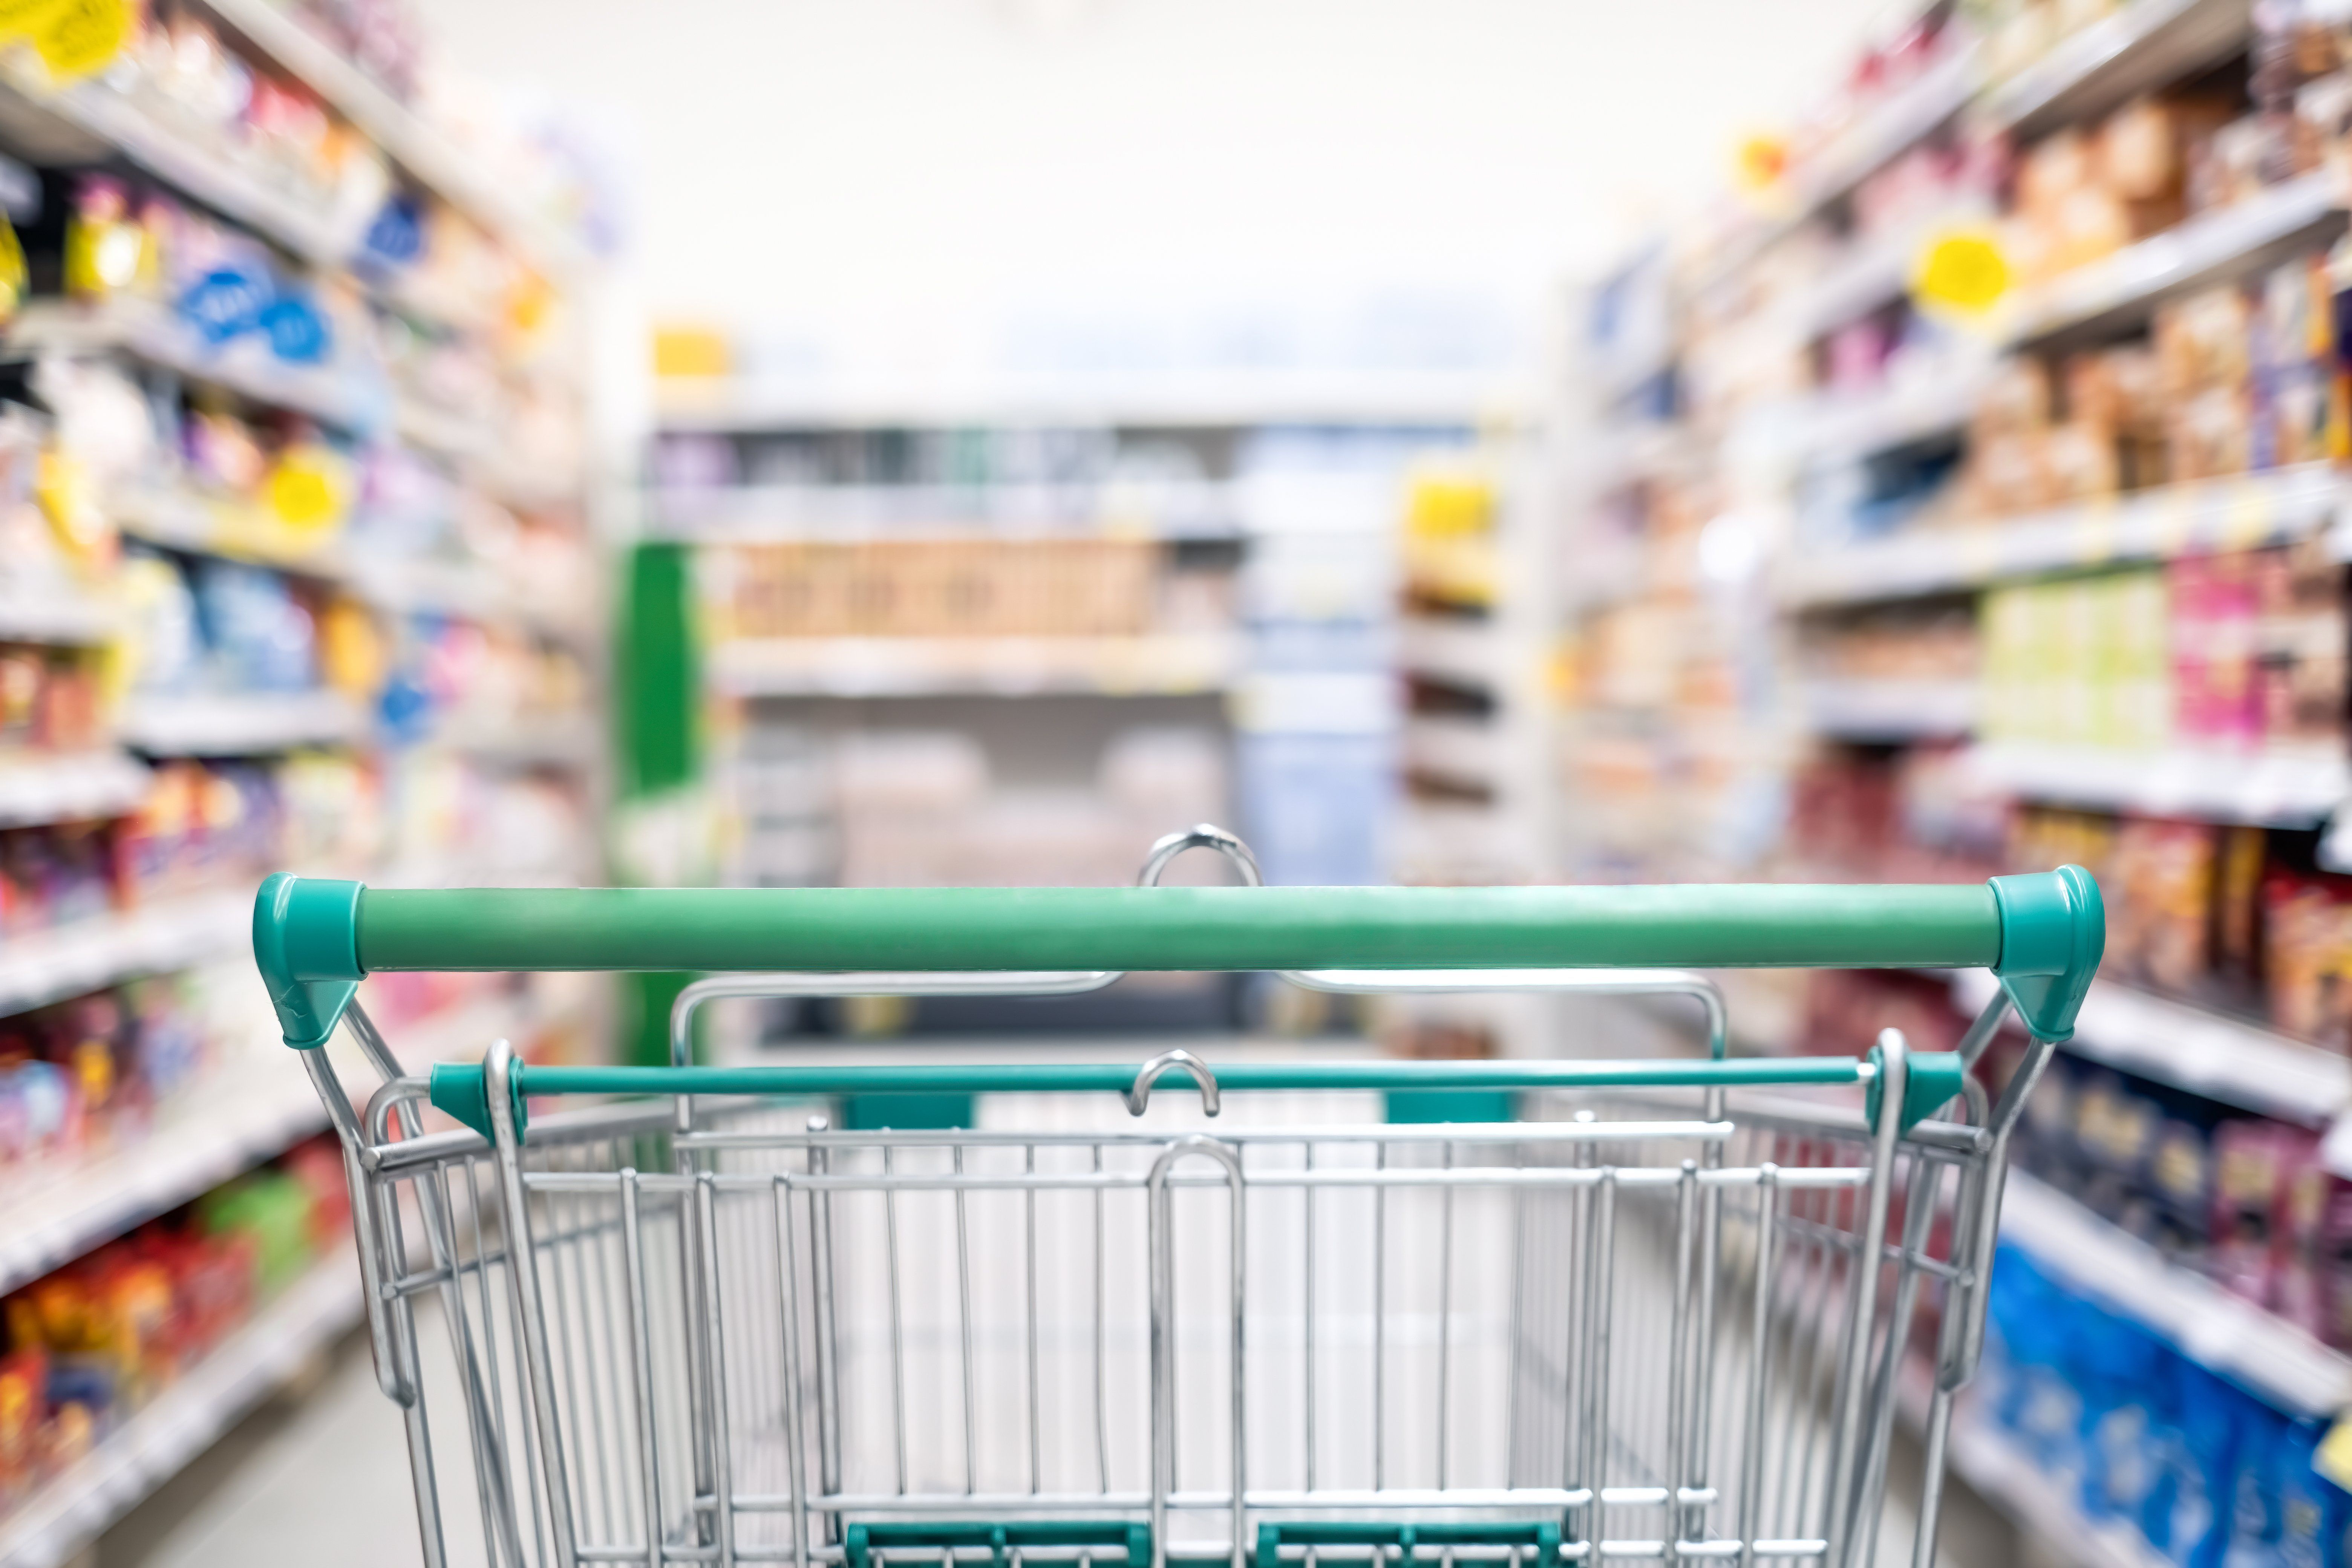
[1256,1522,1562,1568]
[251,867,2102,1140]
[847,1521,1153,1568]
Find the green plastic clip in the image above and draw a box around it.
[1866,1047,1967,1132]
[251,873,366,1049]
[430,1061,526,1143]
[1989,865,2104,1042]
[1256,1522,1562,1568]
[845,1521,1151,1568]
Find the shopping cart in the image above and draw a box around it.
[256,829,2101,1568]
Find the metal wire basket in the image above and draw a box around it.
[257,830,2101,1568]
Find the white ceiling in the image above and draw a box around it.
[417,0,1890,379]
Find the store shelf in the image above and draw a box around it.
[2005,173,2347,352]
[1694,45,1977,296]
[117,689,370,756]
[1800,678,1977,740]
[0,750,152,828]
[1981,0,2252,144]
[111,485,348,578]
[394,395,495,459]
[708,633,1243,698]
[1582,421,1699,495]
[1402,713,1505,786]
[2000,1169,2352,1417]
[0,1253,361,1568]
[112,487,595,648]
[1952,969,2348,1124]
[193,0,592,276]
[655,369,1522,432]
[0,991,518,1296]
[1776,461,2342,605]
[1790,203,1995,341]
[1962,738,2349,825]
[43,75,355,266]
[427,712,602,770]
[7,297,389,435]
[0,586,117,646]
[1398,618,1508,689]
[356,554,596,646]
[1592,334,1674,407]
[654,481,1243,542]
[1785,364,1989,470]
[1944,1416,2171,1568]
[0,890,247,1018]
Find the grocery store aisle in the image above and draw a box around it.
[98,1328,425,1568]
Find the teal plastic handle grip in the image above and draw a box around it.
[256,867,2102,1048]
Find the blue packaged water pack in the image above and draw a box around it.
[2162,1358,2245,1568]
[2226,1398,2289,1568]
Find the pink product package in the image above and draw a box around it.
[2170,554,2262,746]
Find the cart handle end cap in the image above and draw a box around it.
[1989,865,2103,1042]
[253,873,366,1049]
[430,1058,525,1142]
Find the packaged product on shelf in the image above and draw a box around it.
[0,643,104,756]
[1983,1240,2352,1564]
[0,966,269,1173]
[0,1136,349,1499]
[0,820,119,935]
[116,6,390,224]
[2261,866,2352,1045]
[719,539,1178,640]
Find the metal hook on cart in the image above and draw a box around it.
[665,822,1268,1067]
[1125,1048,1222,1116]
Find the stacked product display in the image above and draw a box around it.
[0,1138,348,1507]
[0,2,611,1562]
[652,377,1488,1040]
[1563,0,2352,1561]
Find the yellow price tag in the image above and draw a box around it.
[267,447,349,534]
[1733,132,1788,195]
[2318,1415,2352,1492]
[1913,228,2014,318]
[32,0,125,79]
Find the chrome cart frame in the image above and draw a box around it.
[257,832,2101,1568]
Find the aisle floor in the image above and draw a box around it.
[93,1329,2040,1568]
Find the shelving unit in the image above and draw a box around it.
[113,689,372,756]
[0,750,151,828]
[1560,0,2352,1559]
[0,891,247,1016]
[1952,968,2350,1124]
[1942,1418,2171,1568]
[1777,461,2343,605]
[0,1254,362,1568]
[2001,1170,2352,1416]
[2003,170,2347,351]
[708,632,1243,700]
[0,991,524,1296]
[0,7,612,1560]
[657,386,1487,917]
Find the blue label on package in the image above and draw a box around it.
[260,293,331,364]
[362,194,424,267]
[178,265,273,345]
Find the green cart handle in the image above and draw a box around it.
[253,867,2101,1049]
